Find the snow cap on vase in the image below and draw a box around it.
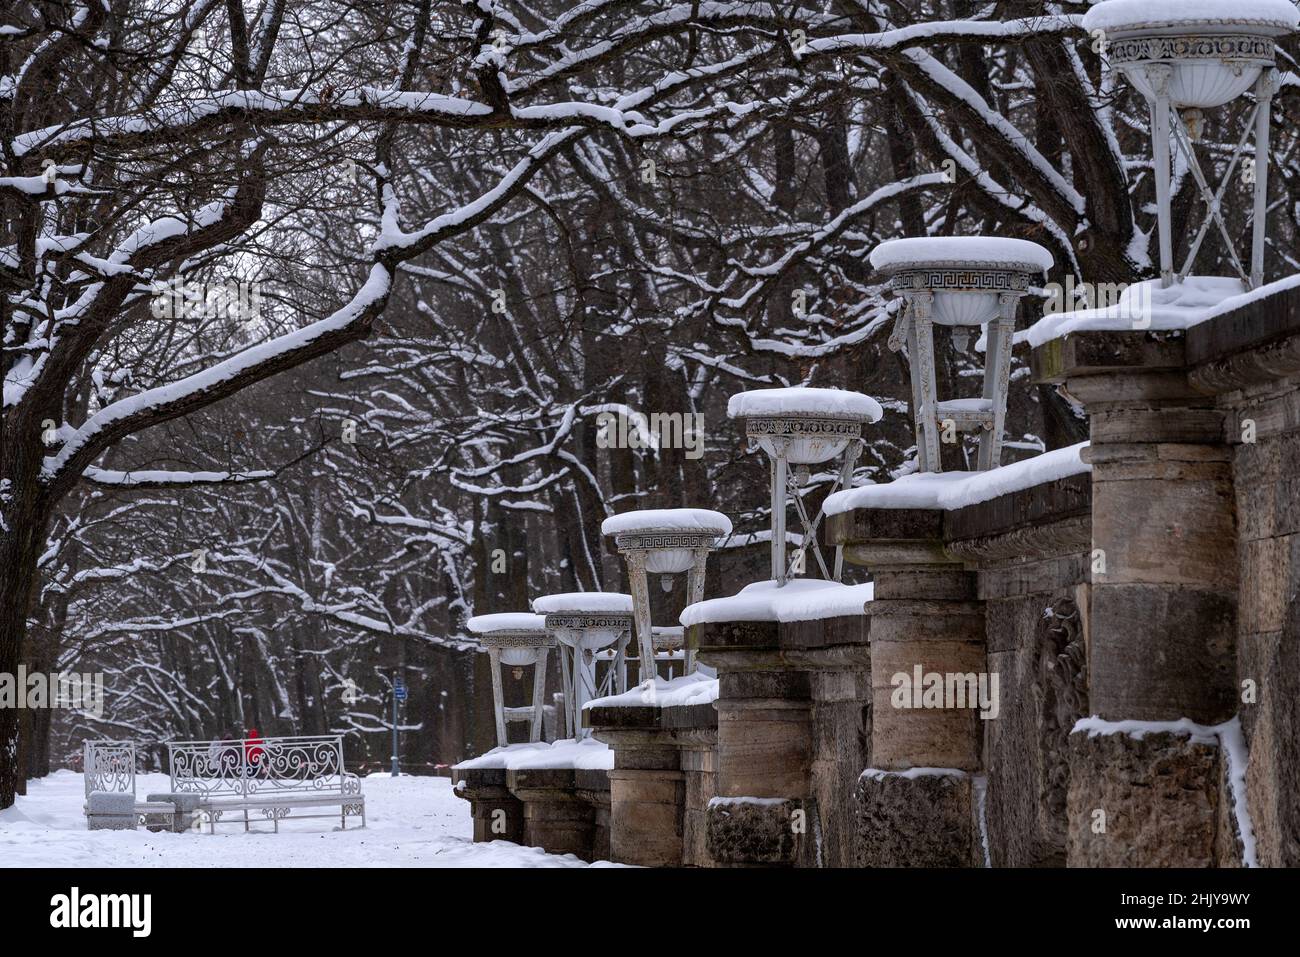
[1083,0,1298,109]
[727,387,883,466]
[466,612,553,666]
[601,508,732,575]
[869,237,1053,326]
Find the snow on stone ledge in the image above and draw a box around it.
[861,766,969,781]
[583,673,720,711]
[1022,275,1300,349]
[726,386,883,422]
[532,592,633,614]
[453,738,613,772]
[1082,0,1300,32]
[823,442,1090,515]
[680,578,874,627]
[869,236,1053,273]
[601,508,733,537]
[466,612,547,634]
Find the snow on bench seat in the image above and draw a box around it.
[680,578,874,627]
[823,442,1090,514]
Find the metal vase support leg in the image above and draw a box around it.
[911,293,942,473]
[684,548,710,673]
[977,305,1016,471]
[1145,64,1176,287]
[530,646,549,743]
[770,450,788,585]
[1252,68,1277,289]
[487,646,507,749]
[625,549,657,685]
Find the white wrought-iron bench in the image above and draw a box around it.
[166,734,366,833]
[83,740,186,830]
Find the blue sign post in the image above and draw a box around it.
[391,674,406,776]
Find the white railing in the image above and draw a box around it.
[84,740,136,798]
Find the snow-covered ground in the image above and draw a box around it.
[0,770,600,868]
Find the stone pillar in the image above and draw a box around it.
[588,700,718,867]
[451,767,524,844]
[696,619,813,867]
[1034,331,1239,867]
[508,768,597,860]
[829,510,985,867]
[693,612,870,867]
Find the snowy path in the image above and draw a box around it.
[0,770,599,868]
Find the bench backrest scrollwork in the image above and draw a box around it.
[83,741,137,798]
[167,735,351,799]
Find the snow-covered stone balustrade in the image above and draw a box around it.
[1019,273,1300,867]
[684,579,873,867]
[451,739,613,861]
[825,445,1092,866]
[584,673,720,867]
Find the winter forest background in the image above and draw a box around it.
[3,0,1296,806]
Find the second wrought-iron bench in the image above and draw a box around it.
[166,734,366,833]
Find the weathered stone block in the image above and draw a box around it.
[706,796,812,866]
[855,770,979,867]
[1066,729,1222,867]
[1089,583,1235,723]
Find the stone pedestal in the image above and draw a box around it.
[588,700,718,867]
[856,769,980,867]
[451,768,525,844]
[828,508,986,867]
[509,768,598,859]
[1036,329,1239,867]
[693,612,870,867]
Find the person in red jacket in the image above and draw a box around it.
[244,728,265,766]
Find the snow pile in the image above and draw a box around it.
[823,442,1090,514]
[601,508,732,537]
[1082,0,1300,31]
[727,387,883,422]
[1022,275,1300,348]
[583,673,719,710]
[453,737,614,772]
[861,766,969,781]
[869,236,1053,272]
[680,578,874,627]
[1072,714,1258,866]
[0,770,601,868]
[466,612,547,634]
[532,592,633,614]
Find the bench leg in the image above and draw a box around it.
[243,808,249,833]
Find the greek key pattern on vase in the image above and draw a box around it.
[615,531,720,550]
[479,631,555,649]
[888,266,1034,294]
